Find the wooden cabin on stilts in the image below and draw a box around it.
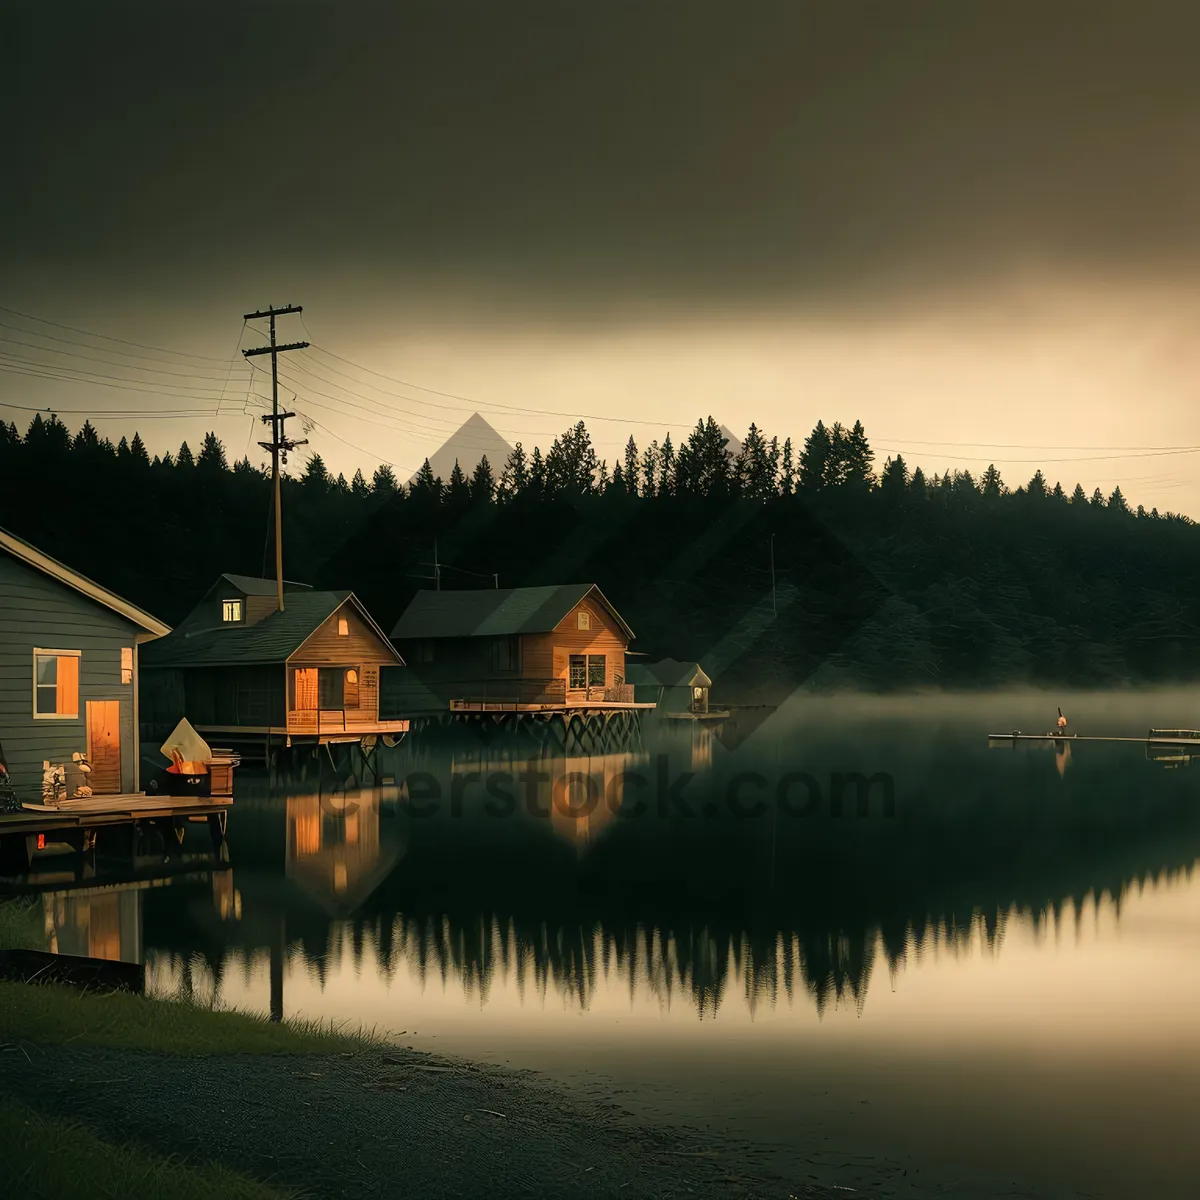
[388,584,654,753]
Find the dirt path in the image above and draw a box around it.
[0,1041,848,1199]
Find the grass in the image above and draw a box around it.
[0,1097,296,1199]
[0,980,387,1056]
[0,899,388,1056]
[0,897,47,951]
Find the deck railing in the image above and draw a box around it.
[286,709,410,734]
[449,679,637,709]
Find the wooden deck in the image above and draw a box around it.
[448,699,656,713]
[193,719,409,744]
[0,794,231,837]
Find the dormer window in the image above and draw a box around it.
[337,617,349,636]
[577,610,591,631]
[222,599,243,623]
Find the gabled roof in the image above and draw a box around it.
[625,659,711,689]
[219,574,313,596]
[391,584,634,641]
[0,525,170,637]
[141,591,401,668]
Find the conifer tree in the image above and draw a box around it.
[372,463,399,496]
[176,441,195,468]
[117,436,131,461]
[1108,485,1129,513]
[1026,470,1047,499]
[471,454,495,504]
[1090,487,1106,508]
[779,437,795,495]
[302,453,329,489]
[981,464,1004,499]
[623,436,639,496]
[798,420,831,490]
[880,454,909,503]
[910,465,927,500]
[446,459,470,512]
[640,440,659,497]
[498,443,529,499]
[841,420,875,489]
[658,434,675,495]
[130,432,150,465]
[198,431,228,473]
[351,468,370,498]
[1070,482,1087,505]
[529,446,547,498]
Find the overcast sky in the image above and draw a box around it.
[6,2,1200,508]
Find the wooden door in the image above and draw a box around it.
[86,700,121,794]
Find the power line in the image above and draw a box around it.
[0,304,233,362]
[0,333,252,383]
[0,321,247,376]
[0,355,235,399]
[877,435,1200,453]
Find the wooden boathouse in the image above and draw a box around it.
[139,575,407,754]
[626,659,727,719]
[387,584,653,753]
[0,525,170,803]
[389,584,648,712]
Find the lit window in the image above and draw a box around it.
[344,667,360,708]
[222,599,242,622]
[577,610,591,631]
[121,647,133,684]
[34,649,80,719]
[569,655,587,689]
[337,617,349,636]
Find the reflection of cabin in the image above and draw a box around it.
[0,526,170,801]
[139,575,407,745]
[626,659,719,716]
[389,584,642,712]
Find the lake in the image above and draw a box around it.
[13,692,1200,1199]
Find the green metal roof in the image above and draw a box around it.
[142,590,351,667]
[220,573,312,596]
[391,584,634,641]
[625,659,711,688]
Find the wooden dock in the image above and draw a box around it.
[987,733,1200,746]
[0,794,232,876]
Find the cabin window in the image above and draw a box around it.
[33,649,81,719]
[222,599,243,622]
[488,636,519,673]
[337,617,349,636]
[291,668,319,710]
[568,654,587,689]
[587,655,606,687]
[577,610,591,631]
[121,647,133,684]
[344,667,360,708]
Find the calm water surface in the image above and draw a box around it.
[17,693,1200,1199]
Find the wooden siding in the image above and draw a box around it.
[140,664,286,740]
[289,604,395,722]
[523,598,628,699]
[0,550,145,799]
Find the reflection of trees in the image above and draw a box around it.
[139,734,1200,1020]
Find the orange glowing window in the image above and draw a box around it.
[34,649,80,719]
[337,617,349,636]
[577,610,591,631]
[121,647,133,684]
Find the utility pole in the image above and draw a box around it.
[243,305,309,612]
[770,533,777,616]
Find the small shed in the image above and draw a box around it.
[626,659,713,715]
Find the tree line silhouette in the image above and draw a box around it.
[2,410,1198,690]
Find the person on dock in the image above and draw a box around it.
[1056,707,1067,733]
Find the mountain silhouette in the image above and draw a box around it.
[412,412,513,484]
